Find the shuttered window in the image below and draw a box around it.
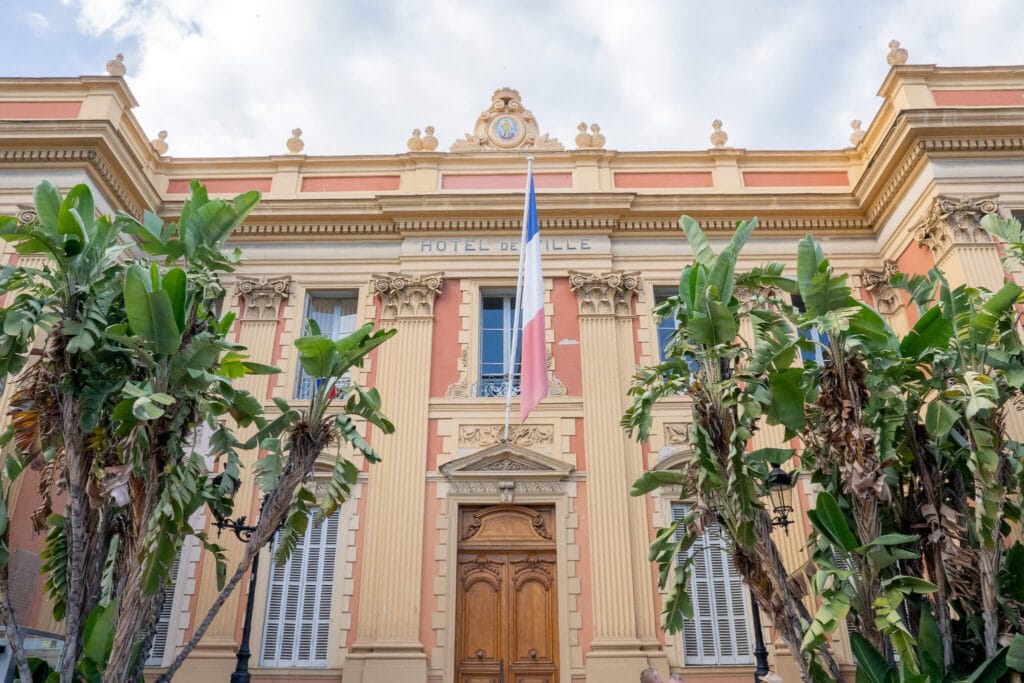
[295,294,358,399]
[672,504,754,666]
[146,554,183,667]
[260,510,341,667]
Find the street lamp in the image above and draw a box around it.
[211,512,259,683]
[766,465,796,534]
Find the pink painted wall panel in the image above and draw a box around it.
[932,89,1024,106]
[613,171,714,188]
[300,175,401,192]
[0,101,82,119]
[743,171,849,187]
[167,178,273,194]
[440,173,573,190]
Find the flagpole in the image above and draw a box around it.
[504,156,533,442]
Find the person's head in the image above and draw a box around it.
[640,668,663,683]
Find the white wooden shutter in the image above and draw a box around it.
[672,503,754,666]
[146,554,183,667]
[260,511,340,667]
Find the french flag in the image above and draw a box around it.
[518,168,548,420]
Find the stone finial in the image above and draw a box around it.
[849,119,865,146]
[106,53,126,76]
[710,119,728,148]
[887,39,908,66]
[286,128,304,154]
[589,123,605,149]
[150,130,169,156]
[422,126,438,151]
[575,122,592,148]
[407,128,424,152]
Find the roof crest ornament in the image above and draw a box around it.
[451,87,563,152]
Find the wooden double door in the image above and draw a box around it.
[455,505,559,683]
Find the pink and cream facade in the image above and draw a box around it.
[1,61,1024,683]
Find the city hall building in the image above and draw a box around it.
[1,49,1023,682]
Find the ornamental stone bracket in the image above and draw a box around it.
[440,441,575,502]
[235,275,292,321]
[913,195,1000,257]
[568,270,641,317]
[450,87,563,152]
[860,261,902,314]
[369,271,444,319]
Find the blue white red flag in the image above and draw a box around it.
[519,170,548,420]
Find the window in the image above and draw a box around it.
[145,555,182,667]
[146,537,198,667]
[672,503,754,666]
[295,293,357,399]
[655,289,678,362]
[477,292,521,397]
[792,294,829,366]
[260,510,341,668]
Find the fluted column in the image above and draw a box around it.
[188,276,291,673]
[570,271,665,682]
[914,195,1024,439]
[348,272,442,683]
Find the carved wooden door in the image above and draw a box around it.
[455,505,558,683]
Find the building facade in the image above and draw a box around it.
[1,56,1023,683]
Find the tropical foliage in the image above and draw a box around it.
[0,181,394,682]
[624,214,1024,682]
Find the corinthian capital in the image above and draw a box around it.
[913,195,1000,256]
[235,276,292,321]
[370,272,444,319]
[569,270,641,316]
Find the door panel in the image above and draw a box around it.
[456,506,558,683]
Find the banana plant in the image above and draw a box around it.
[624,216,841,681]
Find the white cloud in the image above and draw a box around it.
[58,0,1024,157]
[24,11,50,36]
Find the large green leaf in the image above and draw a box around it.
[796,234,824,301]
[969,281,1023,346]
[727,217,758,255]
[1007,633,1024,672]
[808,491,859,553]
[161,267,188,334]
[849,632,894,683]
[964,649,1008,683]
[33,180,61,230]
[925,401,959,440]
[294,335,340,378]
[679,215,715,267]
[917,603,945,679]
[900,305,952,358]
[81,599,118,667]
[767,367,806,432]
[631,470,687,496]
[689,293,738,347]
[707,248,737,309]
[123,264,182,354]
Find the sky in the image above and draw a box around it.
[2,0,1023,158]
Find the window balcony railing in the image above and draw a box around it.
[474,375,521,398]
[295,373,351,401]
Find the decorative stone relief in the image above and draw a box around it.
[546,352,567,397]
[887,39,908,66]
[451,87,563,152]
[286,128,304,154]
[861,261,901,314]
[16,206,37,226]
[710,119,728,148]
[913,195,1000,256]
[106,53,126,76]
[370,272,444,319]
[467,458,534,472]
[235,276,292,321]
[446,348,471,398]
[849,119,866,146]
[663,423,690,447]
[151,130,169,156]
[569,270,641,316]
[407,126,438,152]
[459,424,555,448]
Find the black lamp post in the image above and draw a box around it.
[766,464,796,534]
[211,514,259,683]
[749,586,770,682]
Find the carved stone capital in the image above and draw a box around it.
[569,270,641,317]
[913,195,1000,256]
[235,276,292,321]
[370,272,444,319]
[860,261,902,315]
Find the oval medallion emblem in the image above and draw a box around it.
[493,116,519,141]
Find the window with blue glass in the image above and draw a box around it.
[792,294,829,365]
[295,292,357,399]
[655,289,679,361]
[478,292,521,397]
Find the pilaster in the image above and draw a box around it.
[348,272,443,683]
[569,271,666,682]
[188,275,292,671]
